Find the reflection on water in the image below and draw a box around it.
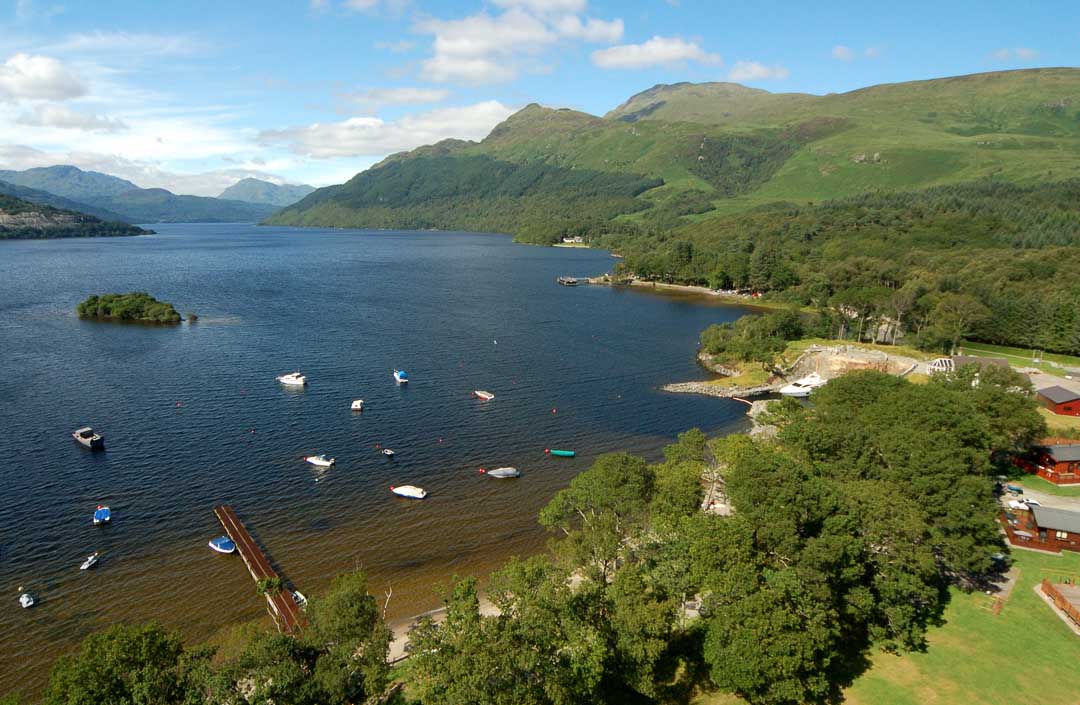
[0,224,752,696]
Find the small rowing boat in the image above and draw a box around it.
[93,505,111,525]
[480,467,520,479]
[390,485,427,499]
[208,536,236,554]
[80,552,99,570]
[473,390,495,401]
[546,449,575,458]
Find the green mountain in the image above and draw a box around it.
[0,179,133,222]
[269,68,1080,239]
[90,188,279,224]
[219,178,315,207]
[0,193,147,239]
[0,165,138,201]
[0,165,280,223]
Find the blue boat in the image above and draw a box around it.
[208,536,236,554]
[93,505,111,525]
[394,369,409,384]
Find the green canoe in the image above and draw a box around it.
[548,449,575,457]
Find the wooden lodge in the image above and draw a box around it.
[1001,504,1080,553]
[1038,385,1080,417]
[1014,443,1080,485]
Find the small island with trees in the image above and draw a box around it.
[76,292,184,324]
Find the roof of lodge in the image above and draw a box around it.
[1037,444,1080,462]
[1032,505,1080,535]
[1038,385,1080,404]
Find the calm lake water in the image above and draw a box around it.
[0,224,751,696]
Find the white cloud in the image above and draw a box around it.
[492,0,587,15]
[257,100,516,158]
[864,46,881,59]
[16,104,128,132]
[0,53,86,102]
[44,32,205,56]
[340,86,449,112]
[554,15,623,43]
[344,0,378,9]
[831,45,855,61]
[727,60,790,82]
[991,47,1039,62]
[417,9,557,84]
[591,36,720,70]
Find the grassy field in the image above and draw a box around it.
[960,341,1080,374]
[1038,407,1080,437]
[692,549,1080,705]
[1017,473,1080,496]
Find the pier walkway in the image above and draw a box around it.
[213,504,305,635]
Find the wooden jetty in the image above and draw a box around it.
[213,504,305,635]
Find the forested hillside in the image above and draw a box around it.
[0,194,147,239]
[603,180,1080,354]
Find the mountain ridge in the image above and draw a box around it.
[0,166,280,223]
[218,178,315,207]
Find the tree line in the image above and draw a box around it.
[7,367,1044,705]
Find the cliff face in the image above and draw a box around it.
[0,211,84,228]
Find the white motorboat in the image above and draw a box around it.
[390,485,427,499]
[304,454,335,467]
[779,372,826,398]
[473,390,495,401]
[393,369,409,384]
[80,552,99,570]
[277,371,307,386]
[72,426,104,449]
[292,590,308,608]
[351,399,364,411]
[382,448,395,457]
[480,466,520,479]
[19,592,35,608]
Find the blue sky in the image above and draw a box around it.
[0,0,1075,194]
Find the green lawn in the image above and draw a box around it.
[1016,473,1080,497]
[693,550,1080,705]
[960,341,1080,374]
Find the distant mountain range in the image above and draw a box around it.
[0,166,279,223]
[0,192,148,239]
[218,178,315,207]
[269,68,1080,241]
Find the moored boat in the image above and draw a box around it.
[557,277,579,286]
[393,369,409,384]
[72,427,104,450]
[779,372,826,398]
[304,454,335,467]
[208,536,236,554]
[277,371,307,386]
[292,590,308,608]
[382,448,395,457]
[18,591,34,609]
[93,505,111,525]
[80,552,99,570]
[351,399,364,411]
[473,390,495,401]
[480,466,520,479]
[546,449,575,457]
[390,485,427,499]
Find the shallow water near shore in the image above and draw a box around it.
[0,224,752,696]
